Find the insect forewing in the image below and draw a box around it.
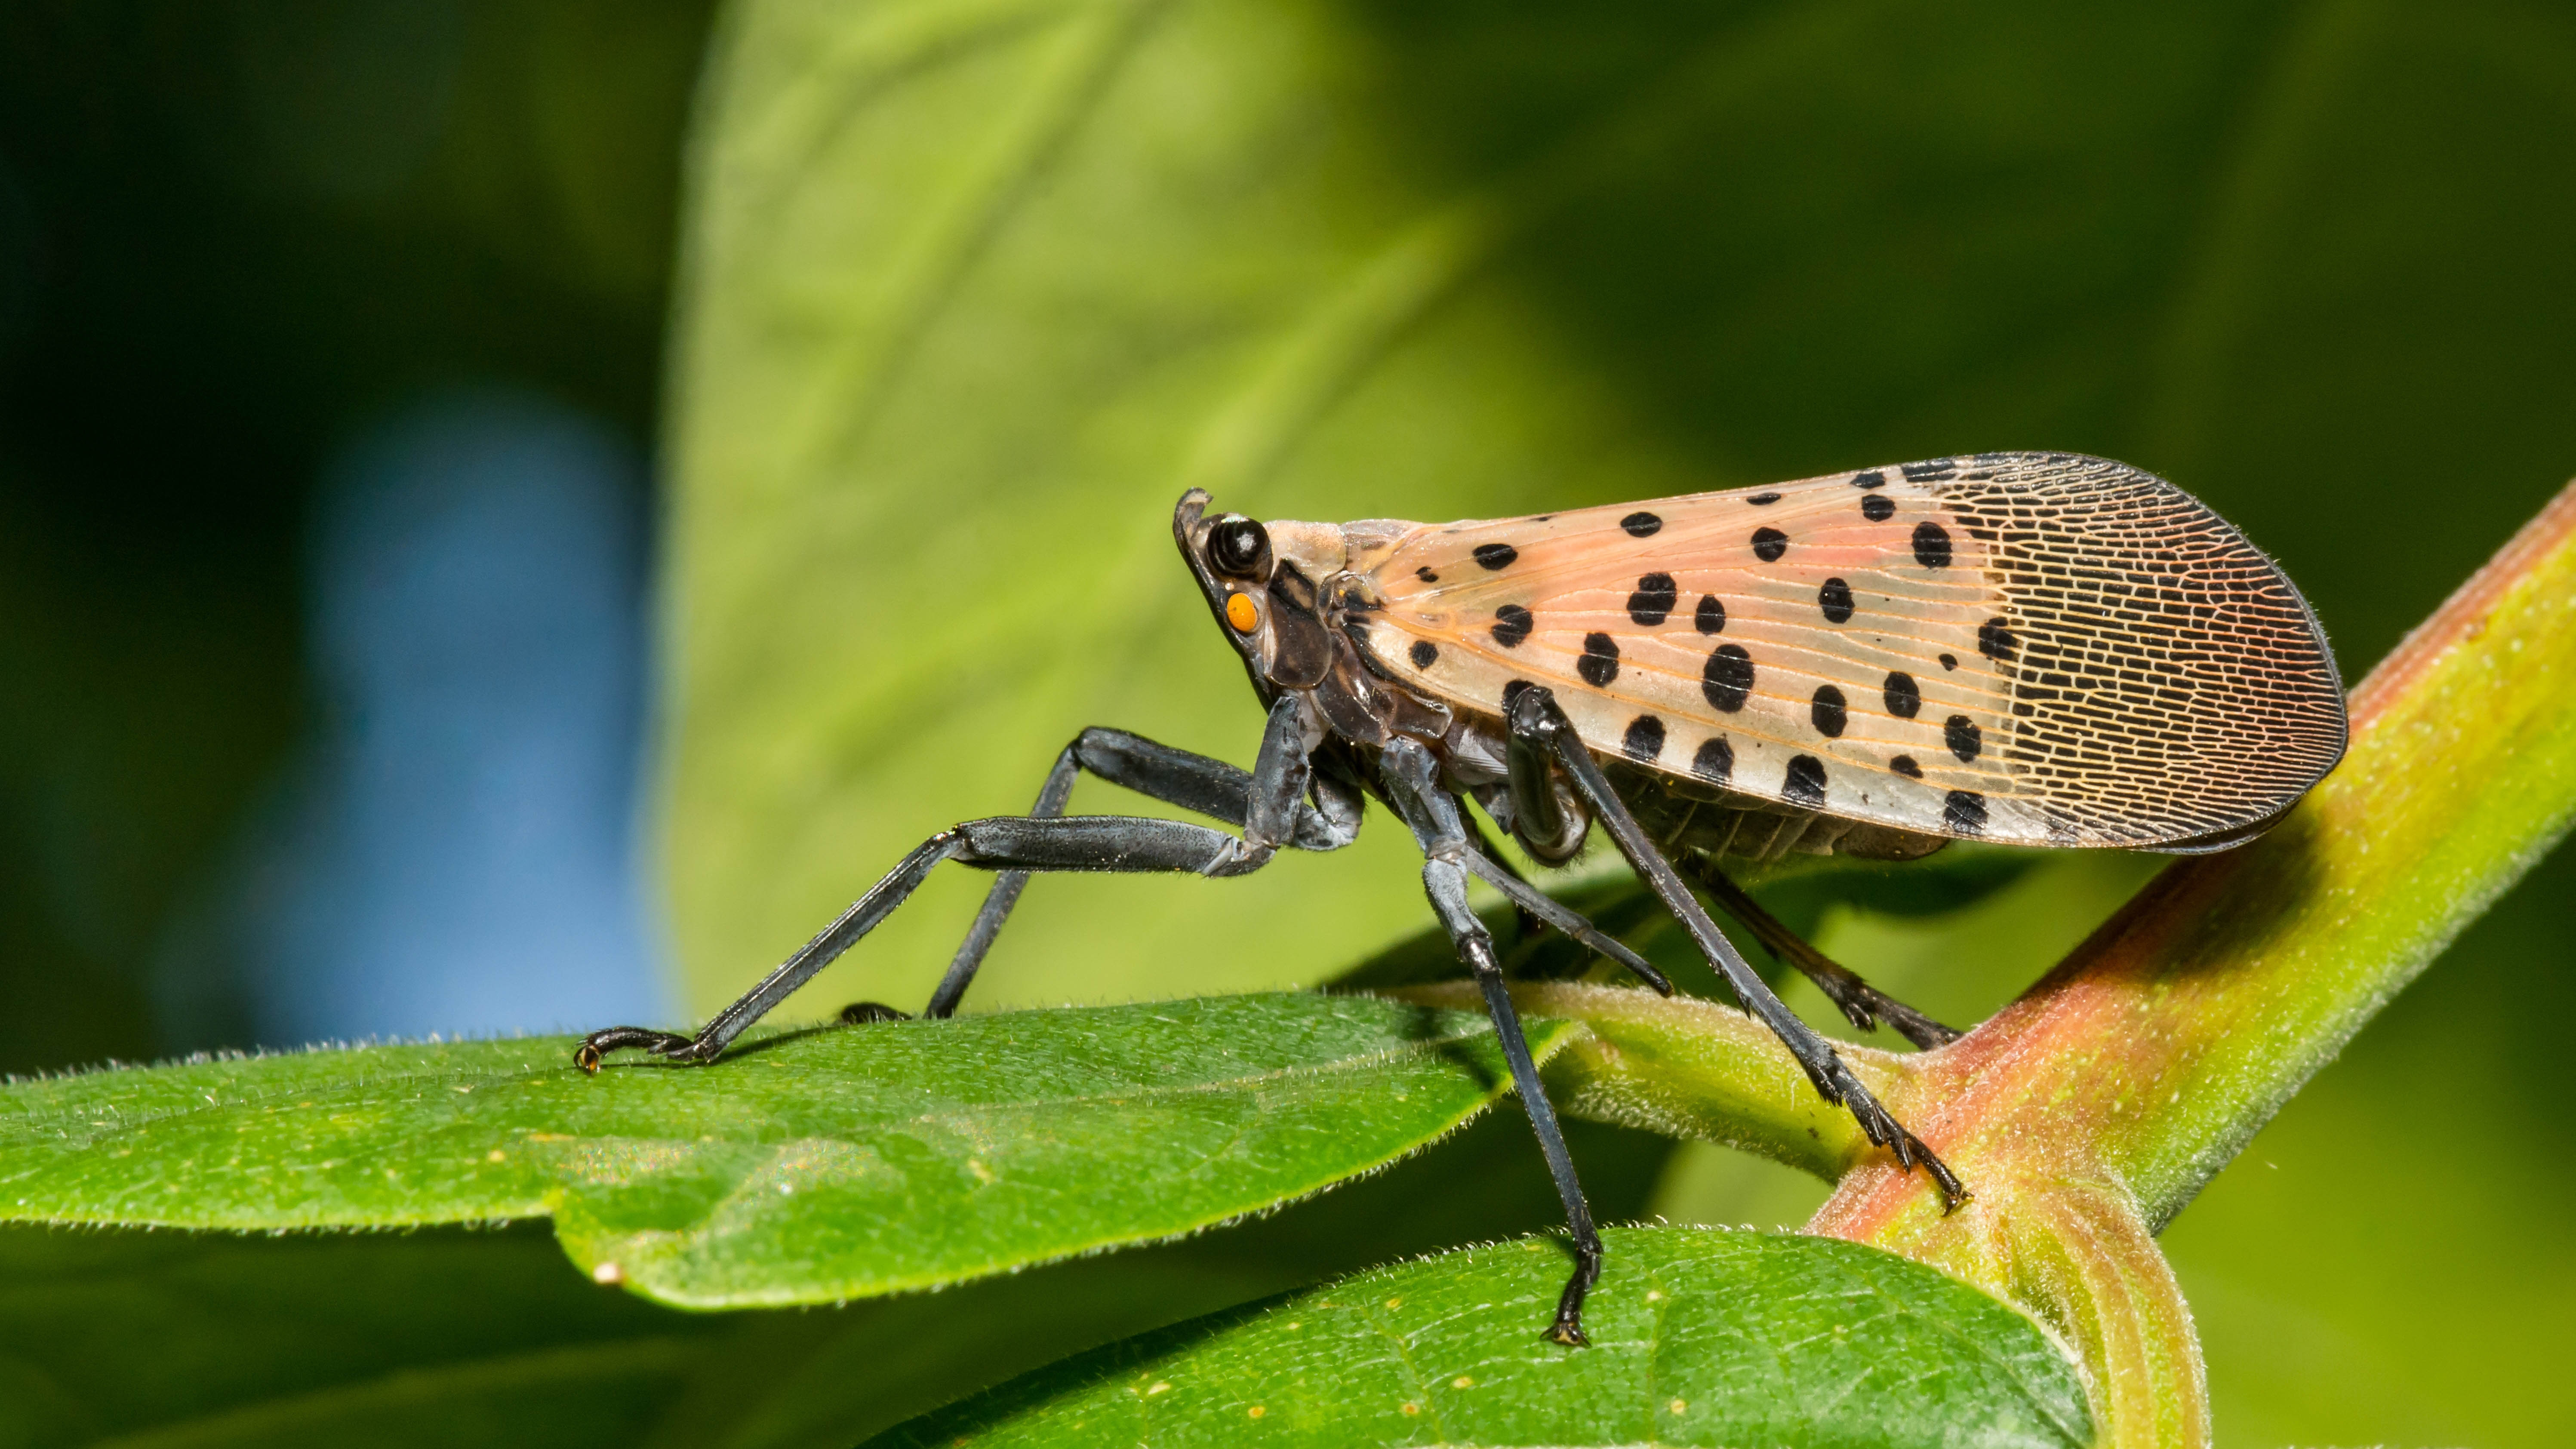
[1351,453,2346,849]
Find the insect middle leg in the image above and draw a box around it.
[1379,736,1604,1348]
[575,696,1343,1070]
[1504,686,1967,1208]
[1453,843,1674,995]
[1681,860,1961,1049]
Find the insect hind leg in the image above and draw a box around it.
[1682,859,1962,1050]
[1502,685,1968,1209]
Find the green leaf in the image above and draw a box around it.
[871,1226,2092,1448]
[0,1222,728,1449]
[0,1114,1676,1449]
[0,994,1576,1309]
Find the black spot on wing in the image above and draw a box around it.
[1860,493,1895,523]
[1416,566,1439,583]
[1783,755,1828,808]
[1944,789,1988,835]
[1912,521,1952,569]
[1702,644,1753,712]
[1884,671,1920,718]
[1747,492,1782,506]
[1627,573,1677,627]
[1939,652,1959,671]
[1852,471,1886,489]
[1750,527,1788,563]
[1811,685,1847,737]
[1474,542,1519,571]
[1578,632,1621,687]
[1692,736,1733,784]
[1945,714,1982,762]
[1977,617,2017,661]
[1695,595,1727,634]
[1817,577,1854,624]
[1621,511,1662,538]
[1410,640,1438,669]
[1623,714,1665,763]
[1890,754,1923,779]
[1492,605,1533,648]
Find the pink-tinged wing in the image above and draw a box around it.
[1353,453,2346,849]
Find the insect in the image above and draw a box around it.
[576,452,2348,1346]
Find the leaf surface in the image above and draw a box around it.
[0,1222,722,1449]
[0,1112,1674,1449]
[0,994,1574,1308]
[874,1226,2092,1448]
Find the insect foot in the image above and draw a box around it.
[1838,1072,1970,1211]
[837,1001,913,1024]
[1546,1234,1606,1348]
[571,1026,710,1074]
[1818,975,1962,1050]
[1872,997,1964,1050]
[1796,962,1961,1047]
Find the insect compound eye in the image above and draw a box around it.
[1206,515,1271,578]
[1224,591,1260,634]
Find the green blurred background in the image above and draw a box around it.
[2,0,2570,1443]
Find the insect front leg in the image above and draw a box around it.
[1379,736,1603,1349]
[914,695,1360,1018]
[573,700,1326,1071]
[1503,686,1968,1209]
[1681,859,1960,1050]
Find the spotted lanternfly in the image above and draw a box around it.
[575,451,2348,1348]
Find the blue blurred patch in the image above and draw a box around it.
[166,387,671,1047]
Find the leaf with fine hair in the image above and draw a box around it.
[0,995,1576,1309]
[870,1227,2092,1449]
[0,1112,1676,1449]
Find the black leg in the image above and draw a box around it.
[1455,844,1673,995]
[578,833,959,1069]
[574,705,1324,1071]
[1680,858,1961,1049]
[1459,806,1547,945]
[923,695,1357,1018]
[1380,737,1603,1347]
[1504,687,1967,1209]
[914,744,1083,1022]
